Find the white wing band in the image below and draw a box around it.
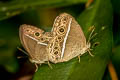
[25,34,47,46]
[61,18,72,58]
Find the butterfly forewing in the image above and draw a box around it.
[19,24,49,64]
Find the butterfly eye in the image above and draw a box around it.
[35,32,40,36]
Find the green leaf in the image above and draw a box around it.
[33,0,113,80]
[0,20,20,72]
[0,0,87,21]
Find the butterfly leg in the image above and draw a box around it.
[78,55,81,63]
[87,49,94,57]
[87,26,97,57]
[35,63,39,72]
[48,61,53,69]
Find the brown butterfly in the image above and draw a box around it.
[19,13,94,69]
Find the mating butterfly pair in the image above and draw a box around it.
[19,13,93,67]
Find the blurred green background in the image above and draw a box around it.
[0,0,119,80]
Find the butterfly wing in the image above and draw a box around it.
[19,24,49,64]
[47,13,75,63]
[48,13,87,63]
[62,14,87,62]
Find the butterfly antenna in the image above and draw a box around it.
[87,26,95,43]
[17,47,28,56]
[87,49,94,57]
[87,26,97,43]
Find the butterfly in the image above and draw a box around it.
[19,13,94,69]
